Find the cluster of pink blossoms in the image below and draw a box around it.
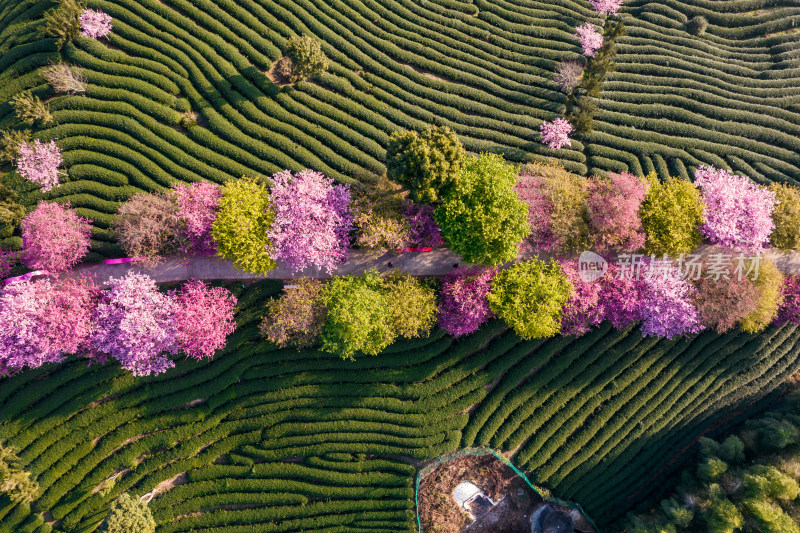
[514,174,558,252]
[437,266,497,337]
[589,0,623,16]
[268,169,352,274]
[638,258,704,339]
[16,139,64,192]
[574,22,604,57]
[0,278,98,375]
[171,279,237,360]
[540,118,574,150]
[694,165,776,252]
[79,8,113,39]
[172,181,221,256]
[21,201,92,273]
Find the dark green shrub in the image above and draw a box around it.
[284,35,329,81]
[100,493,155,533]
[687,16,709,36]
[40,0,85,48]
[10,91,52,126]
[386,125,464,204]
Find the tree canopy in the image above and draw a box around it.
[435,153,529,266]
[386,125,464,204]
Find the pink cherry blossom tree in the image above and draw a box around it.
[694,165,776,252]
[775,275,800,326]
[540,118,574,150]
[561,259,603,335]
[172,181,221,256]
[171,279,237,360]
[16,139,64,192]
[437,266,497,337]
[21,201,92,273]
[574,22,604,57]
[79,8,112,39]
[267,169,352,274]
[638,258,704,338]
[0,277,98,375]
[0,249,18,279]
[586,171,648,253]
[596,263,644,329]
[590,0,623,16]
[404,203,443,248]
[91,272,178,377]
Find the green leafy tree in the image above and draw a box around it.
[0,442,39,505]
[0,184,25,238]
[0,129,31,163]
[386,125,465,204]
[101,493,156,533]
[284,35,329,81]
[697,456,728,481]
[320,271,396,359]
[383,272,437,339]
[211,177,276,275]
[640,173,705,257]
[435,153,529,266]
[769,182,800,251]
[487,258,572,339]
[705,495,743,533]
[10,91,52,126]
[40,0,85,48]
[740,257,784,333]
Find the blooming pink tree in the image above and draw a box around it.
[694,165,776,252]
[437,266,497,337]
[574,23,604,57]
[638,258,704,338]
[79,8,112,39]
[91,272,178,377]
[0,278,98,375]
[775,276,800,326]
[514,173,557,252]
[171,279,237,360]
[596,263,644,329]
[21,201,92,273]
[404,203,443,248]
[586,172,648,253]
[0,249,18,279]
[172,181,221,256]
[16,139,64,192]
[561,259,603,335]
[267,169,352,274]
[590,0,623,16]
[540,118,574,149]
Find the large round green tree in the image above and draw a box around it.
[487,258,572,340]
[386,125,464,203]
[320,271,396,359]
[435,153,529,266]
[639,173,705,257]
[101,493,156,533]
[284,35,329,81]
[211,176,276,275]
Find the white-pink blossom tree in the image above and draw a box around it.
[694,164,776,252]
[267,169,352,274]
[20,201,92,273]
[589,0,623,16]
[79,8,112,39]
[539,118,574,150]
[171,279,237,360]
[91,272,178,377]
[574,22,604,57]
[16,139,64,192]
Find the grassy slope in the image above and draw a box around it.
[0,280,798,532]
[1,0,798,257]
